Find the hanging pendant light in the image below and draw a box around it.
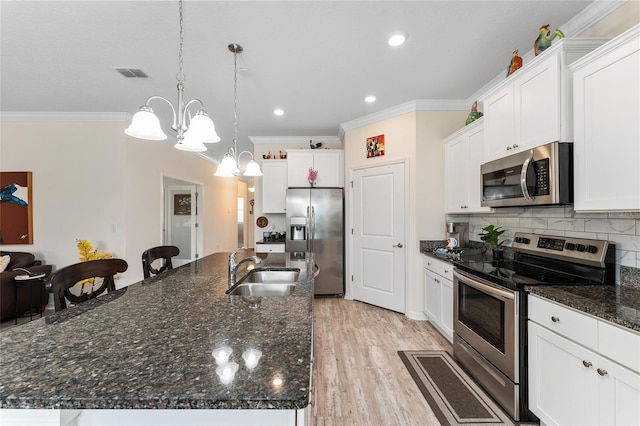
[125,0,220,152]
[214,43,263,178]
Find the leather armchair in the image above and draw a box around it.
[0,251,52,322]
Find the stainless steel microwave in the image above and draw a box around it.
[480,142,573,207]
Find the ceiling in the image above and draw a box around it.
[1,1,594,164]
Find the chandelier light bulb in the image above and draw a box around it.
[216,362,239,385]
[212,346,233,364]
[242,349,262,370]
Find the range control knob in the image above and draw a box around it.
[576,244,587,252]
[587,245,598,254]
[565,243,576,251]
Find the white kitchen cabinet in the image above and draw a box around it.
[444,119,491,213]
[423,256,454,342]
[570,25,640,211]
[261,160,287,213]
[481,39,608,163]
[287,149,344,188]
[528,295,640,426]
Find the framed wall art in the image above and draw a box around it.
[0,171,33,244]
[366,134,385,158]
[174,194,191,215]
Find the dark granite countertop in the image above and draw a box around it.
[526,284,640,333]
[0,251,314,410]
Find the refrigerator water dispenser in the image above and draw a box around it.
[290,217,306,240]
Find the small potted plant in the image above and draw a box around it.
[478,225,508,261]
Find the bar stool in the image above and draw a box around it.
[141,245,180,279]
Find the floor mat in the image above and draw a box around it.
[398,350,517,426]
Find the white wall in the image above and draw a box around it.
[0,116,240,286]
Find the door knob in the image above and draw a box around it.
[393,243,404,248]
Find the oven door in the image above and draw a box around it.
[453,269,518,382]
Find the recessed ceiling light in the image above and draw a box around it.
[388,32,408,47]
[364,95,376,103]
[273,108,284,116]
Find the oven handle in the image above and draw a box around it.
[454,269,515,301]
[520,150,534,204]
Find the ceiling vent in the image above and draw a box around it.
[115,68,149,78]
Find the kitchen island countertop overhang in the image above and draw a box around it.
[0,252,314,411]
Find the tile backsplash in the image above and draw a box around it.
[447,206,640,285]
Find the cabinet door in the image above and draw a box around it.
[528,321,599,425]
[465,125,491,212]
[445,135,468,213]
[424,269,440,323]
[597,356,640,426]
[483,84,515,162]
[573,32,640,211]
[287,151,315,187]
[440,278,454,342]
[515,54,560,151]
[313,151,344,187]
[261,160,287,213]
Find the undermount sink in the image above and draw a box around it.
[227,282,296,297]
[226,268,300,297]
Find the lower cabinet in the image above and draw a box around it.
[423,257,454,342]
[528,295,640,426]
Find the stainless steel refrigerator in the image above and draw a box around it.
[286,188,344,296]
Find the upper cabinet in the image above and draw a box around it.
[261,159,288,213]
[570,25,639,212]
[481,39,608,163]
[287,149,344,188]
[444,119,491,213]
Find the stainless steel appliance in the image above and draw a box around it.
[480,142,573,207]
[453,232,615,421]
[286,188,344,296]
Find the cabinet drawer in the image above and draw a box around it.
[255,244,285,253]
[423,257,453,280]
[598,320,640,374]
[528,295,598,349]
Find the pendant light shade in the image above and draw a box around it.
[183,110,220,143]
[243,159,263,177]
[125,107,167,140]
[175,137,207,152]
[214,155,240,177]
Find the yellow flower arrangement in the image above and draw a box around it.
[75,239,116,296]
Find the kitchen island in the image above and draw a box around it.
[0,252,314,426]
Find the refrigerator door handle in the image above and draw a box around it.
[311,206,316,251]
[306,206,310,251]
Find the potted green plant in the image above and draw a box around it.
[478,225,508,261]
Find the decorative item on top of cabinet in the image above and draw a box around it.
[444,119,491,213]
[287,149,344,188]
[465,101,483,125]
[569,25,639,212]
[506,50,523,77]
[480,38,608,163]
[534,25,564,56]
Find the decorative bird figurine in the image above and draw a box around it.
[534,25,565,56]
[309,140,323,149]
[506,50,523,77]
[465,101,483,126]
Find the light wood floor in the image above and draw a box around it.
[312,297,452,426]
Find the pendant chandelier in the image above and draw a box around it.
[214,43,262,177]
[124,0,219,152]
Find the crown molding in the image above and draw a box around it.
[339,99,469,135]
[0,111,130,122]
[249,136,340,145]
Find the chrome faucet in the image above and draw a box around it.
[229,247,261,289]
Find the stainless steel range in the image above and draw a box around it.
[453,232,616,421]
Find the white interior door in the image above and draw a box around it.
[351,162,405,313]
[165,184,197,267]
